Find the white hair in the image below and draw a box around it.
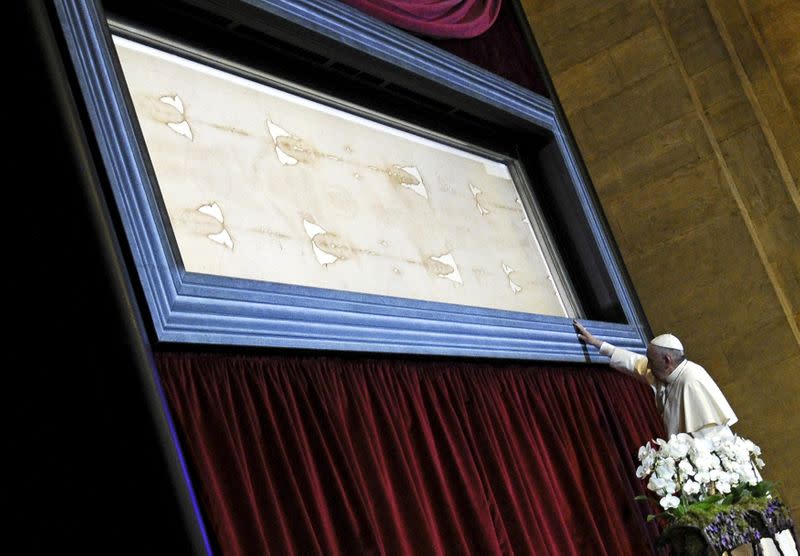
[650,344,685,363]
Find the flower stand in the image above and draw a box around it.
[658,499,797,555]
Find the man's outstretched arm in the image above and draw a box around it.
[573,320,603,349]
[573,320,652,385]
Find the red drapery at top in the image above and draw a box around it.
[158,351,665,555]
[339,0,502,38]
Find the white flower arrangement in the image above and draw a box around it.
[636,433,765,513]
[636,434,792,554]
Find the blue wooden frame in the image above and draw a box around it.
[53,0,648,361]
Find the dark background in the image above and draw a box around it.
[13,2,194,552]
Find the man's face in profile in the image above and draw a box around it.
[647,345,672,382]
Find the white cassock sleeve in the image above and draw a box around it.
[681,372,738,433]
[599,342,655,386]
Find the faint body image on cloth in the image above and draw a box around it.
[114,35,576,317]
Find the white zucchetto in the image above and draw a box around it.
[650,333,684,351]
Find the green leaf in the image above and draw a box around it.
[750,480,778,498]
[693,495,723,508]
[647,514,657,522]
[634,495,649,502]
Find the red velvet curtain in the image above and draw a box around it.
[429,0,548,95]
[339,0,502,39]
[158,351,665,555]
[342,0,549,95]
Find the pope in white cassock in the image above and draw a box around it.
[573,321,738,439]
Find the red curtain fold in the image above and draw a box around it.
[340,0,502,38]
[429,0,548,95]
[157,351,665,555]
[344,0,550,96]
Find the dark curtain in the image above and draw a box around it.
[158,351,664,555]
[429,0,548,96]
[339,0,502,39]
[343,0,548,95]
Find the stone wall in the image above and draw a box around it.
[521,0,799,513]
